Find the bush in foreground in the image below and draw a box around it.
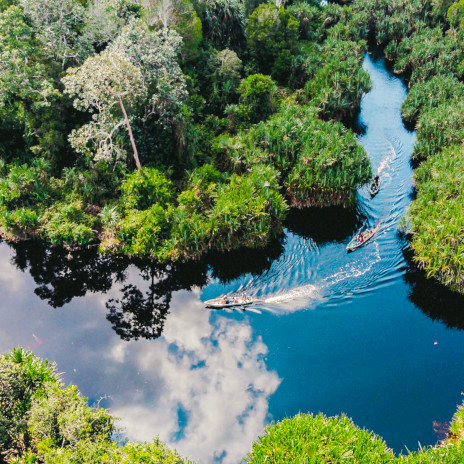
[246,410,464,463]
[245,413,395,463]
[0,348,192,464]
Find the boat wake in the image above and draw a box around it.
[203,53,415,316]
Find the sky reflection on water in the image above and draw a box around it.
[0,245,280,463]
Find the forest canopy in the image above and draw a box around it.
[0,0,372,261]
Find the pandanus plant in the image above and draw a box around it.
[408,144,464,293]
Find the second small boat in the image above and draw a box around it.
[369,175,381,198]
[346,224,380,252]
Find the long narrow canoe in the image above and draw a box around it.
[205,296,254,309]
[346,224,380,252]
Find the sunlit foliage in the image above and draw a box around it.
[0,348,192,464]
[216,103,371,207]
[0,0,374,260]
[401,75,464,127]
[408,145,464,293]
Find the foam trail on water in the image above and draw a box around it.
[377,137,397,175]
[263,284,322,311]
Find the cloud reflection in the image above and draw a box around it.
[0,242,280,464]
[111,290,281,464]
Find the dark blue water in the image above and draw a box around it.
[2,52,464,463]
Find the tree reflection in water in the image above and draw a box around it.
[10,240,129,307]
[285,206,361,244]
[106,260,207,341]
[5,239,285,341]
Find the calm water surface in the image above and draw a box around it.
[2,52,464,463]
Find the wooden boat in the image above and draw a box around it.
[346,224,380,252]
[369,178,381,197]
[205,295,254,309]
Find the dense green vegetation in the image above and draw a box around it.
[317,0,464,293]
[0,0,372,261]
[246,410,464,463]
[408,145,464,293]
[4,348,464,464]
[0,348,193,463]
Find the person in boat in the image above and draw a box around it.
[371,176,380,192]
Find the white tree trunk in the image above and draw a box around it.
[118,96,142,171]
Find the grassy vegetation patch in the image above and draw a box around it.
[408,144,464,293]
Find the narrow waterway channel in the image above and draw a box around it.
[1,50,464,463]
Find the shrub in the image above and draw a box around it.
[223,103,372,207]
[448,0,464,27]
[413,101,464,161]
[245,413,395,463]
[350,0,435,45]
[209,165,288,250]
[0,348,58,462]
[235,74,278,124]
[408,144,464,293]
[120,167,175,210]
[197,0,246,50]
[27,383,113,451]
[0,159,51,210]
[304,37,371,119]
[287,1,327,42]
[1,207,39,236]
[401,75,464,126]
[0,349,192,464]
[385,27,464,87]
[117,204,173,259]
[43,201,96,246]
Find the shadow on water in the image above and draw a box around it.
[10,240,129,307]
[205,237,285,283]
[403,246,464,330]
[285,206,362,243]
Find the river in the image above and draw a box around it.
[2,51,464,463]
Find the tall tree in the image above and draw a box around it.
[63,48,145,170]
[110,20,187,121]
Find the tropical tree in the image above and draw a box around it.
[246,3,299,81]
[0,6,60,158]
[110,21,187,127]
[82,0,128,49]
[19,0,91,68]
[63,48,145,170]
[142,0,202,61]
